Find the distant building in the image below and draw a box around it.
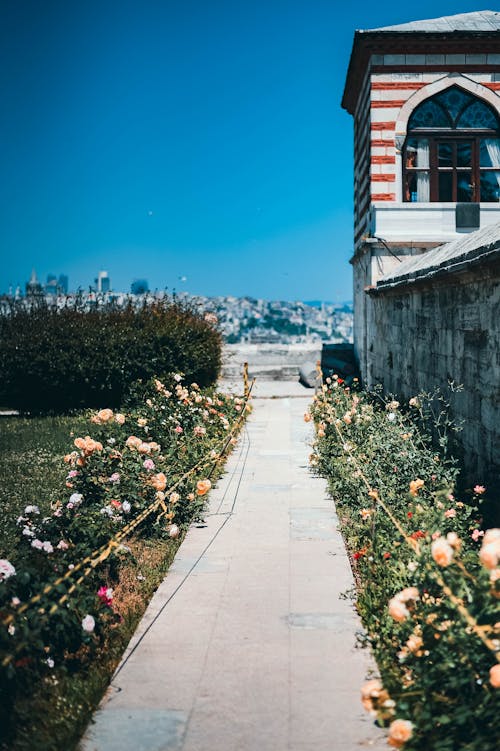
[45,273,69,296]
[95,271,110,293]
[131,279,149,295]
[25,268,43,297]
[58,274,69,294]
[45,274,58,295]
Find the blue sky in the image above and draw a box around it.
[0,1,491,301]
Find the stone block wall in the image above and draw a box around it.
[369,262,500,486]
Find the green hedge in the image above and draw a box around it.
[0,298,222,413]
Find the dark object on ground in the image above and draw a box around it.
[320,343,359,384]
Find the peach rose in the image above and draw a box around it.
[97,408,114,422]
[114,413,125,425]
[399,587,419,603]
[431,537,454,567]
[196,479,212,496]
[479,541,500,570]
[138,442,152,454]
[409,478,424,497]
[406,633,423,654]
[388,719,413,748]
[168,524,180,539]
[388,597,410,623]
[303,412,312,423]
[483,529,500,545]
[150,473,167,492]
[126,435,142,449]
[360,679,383,714]
[489,663,500,688]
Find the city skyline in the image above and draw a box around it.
[1,1,488,301]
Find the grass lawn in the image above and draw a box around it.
[0,414,89,558]
[0,415,182,750]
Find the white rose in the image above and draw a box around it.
[82,614,95,633]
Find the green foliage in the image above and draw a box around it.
[0,298,222,413]
[0,375,247,748]
[309,379,499,751]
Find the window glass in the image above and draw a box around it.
[456,142,472,167]
[409,100,450,129]
[457,173,473,202]
[457,101,499,129]
[480,172,500,201]
[404,172,430,202]
[435,87,474,122]
[438,173,453,201]
[438,143,453,167]
[405,138,429,168]
[480,139,500,167]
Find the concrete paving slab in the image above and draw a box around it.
[80,381,386,751]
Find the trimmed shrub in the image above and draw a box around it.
[0,298,222,413]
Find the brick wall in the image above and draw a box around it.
[352,60,500,253]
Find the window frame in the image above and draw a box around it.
[402,88,500,203]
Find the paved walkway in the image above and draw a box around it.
[81,382,385,751]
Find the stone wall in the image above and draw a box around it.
[221,343,323,381]
[368,261,500,486]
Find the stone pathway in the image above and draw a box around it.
[81,382,385,751]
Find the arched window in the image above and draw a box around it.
[403,86,500,203]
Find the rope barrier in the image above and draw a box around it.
[313,368,500,662]
[1,377,255,666]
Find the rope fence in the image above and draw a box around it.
[314,366,500,662]
[1,374,255,666]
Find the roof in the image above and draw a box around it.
[364,10,500,34]
[374,222,500,292]
[342,10,500,114]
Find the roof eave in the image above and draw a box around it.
[371,244,500,294]
[341,29,500,116]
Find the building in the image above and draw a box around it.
[131,279,149,295]
[58,274,69,295]
[368,221,500,487]
[95,270,110,293]
[342,10,500,383]
[25,268,43,297]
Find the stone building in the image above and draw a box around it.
[342,10,500,382]
[369,221,500,486]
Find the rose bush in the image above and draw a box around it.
[0,374,249,744]
[309,377,499,750]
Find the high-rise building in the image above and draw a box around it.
[95,271,110,293]
[58,274,69,294]
[25,268,43,297]
[45,274,58,295]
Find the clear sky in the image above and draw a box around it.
[0,1,491,301]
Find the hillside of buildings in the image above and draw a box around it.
[1,284,353,347]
